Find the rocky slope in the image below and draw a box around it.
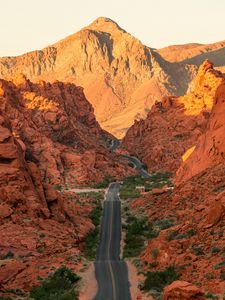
[0,75,131,296]
[157,40,225,66]
[0,17,196,138]
[130,164,225,295]
[125,65,225,296]
[0,74,130,186]
[175,82,225,184]
[121,60,225,173]
[0,110,94,295]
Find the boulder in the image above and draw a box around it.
[163,281,205,300]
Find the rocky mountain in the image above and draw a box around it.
[0,18,225,138]
[121,60,225,173]
[157,40,225,66]
[0,17,196,138]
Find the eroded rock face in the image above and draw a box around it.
[124,61,225,295]
[176,82,225,185]
[0,114,95,293]
[121,61,225,174]
[0,75,131,295]
[0,75,130,186]
[0,17,196,137]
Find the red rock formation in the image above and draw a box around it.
[0,75,130,186]
[0,113,95,293]
[163,281,205,300]
[176,82,225,184]
[0,75,131,296]
[125,61,225,295]
[129,164,225,294]
[121,61,225,173]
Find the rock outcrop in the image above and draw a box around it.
[0,75,130,186]
[0,112,94,293]
[176,82,225,184]
[121,61,225,173]
[163,281,204,300]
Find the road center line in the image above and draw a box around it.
[107,194,117,300]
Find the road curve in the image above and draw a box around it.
[123,154,151,178]
[93,183,131,300]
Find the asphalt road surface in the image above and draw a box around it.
[93,183,131,300]
[123,154,151,178]
[110,138,151,178]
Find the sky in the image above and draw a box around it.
[0,0,225,56]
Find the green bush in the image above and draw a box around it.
[84,199,102,260]
[120,173,173,199]
[3,250,14,259]
[205,293,219,300]
[123,217,158,258]
[211,247,220,254]
[84,228,99,260]
[30,266,80,300]
[151,248,159,259]
[54,185,63,191]
[143,266,180,292]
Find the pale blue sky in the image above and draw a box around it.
[0,0,225,56]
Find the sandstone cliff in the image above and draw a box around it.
[0,75,131,296]
[121,60,225,173]
[0,74,130,186]
[176,82,225,184]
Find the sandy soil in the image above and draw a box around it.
[127,261,153,300]
[79,262,98,300]
[69,188,106,193]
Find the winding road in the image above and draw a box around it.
[93,140,150,300]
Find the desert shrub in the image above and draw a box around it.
[54,185,63,191]
[151,248,159,259]
[3,250,14,259]
[205,293,219,300]
[214,260,225,269]
[211,247,220,254]
[123,216,158,258]
[192,245,205,256]
[153,219,174,230]
[167,228,196,241]
[84,198,102,260]
[30,266,80,300]
[143,266,180,292]
[94,176,114,188]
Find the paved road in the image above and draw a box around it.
[123,154,151,178]
[110,138,150,178]
[93,183,131,300]
[111,139,121,151]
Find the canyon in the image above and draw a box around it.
[0,16,225,300]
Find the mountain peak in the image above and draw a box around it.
[87,16,125,33]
